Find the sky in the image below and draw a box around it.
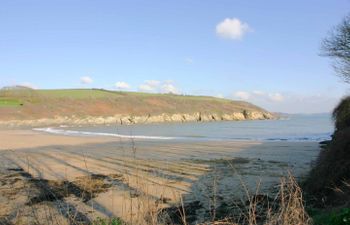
[1,0,349,113]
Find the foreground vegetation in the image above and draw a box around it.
[0,163,311,225]
[303,96,350,225]
[303,13,350,224]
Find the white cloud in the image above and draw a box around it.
[216,94,224,99]
[234,90,284,103]
[161,83,179,94]
[234,91,251,100]
[145,80,161,88]
[268,93,284,102]
[138,84,155,92]
[265,94,343,114]
[138,80,180,94]
[216,18,252,40]
[252,90,265,96]
[230,90,346,113]
[138,80,160,92]
[80,76,93,84]
[114,81,130,90]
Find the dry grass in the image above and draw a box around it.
[196,173,310,225]
[266,173,311,225]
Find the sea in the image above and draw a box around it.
[34,113,334,142]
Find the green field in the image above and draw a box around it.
[36,89,124,99]
[1,87,232,100]
[35,89,231,102]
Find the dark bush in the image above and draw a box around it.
[305,96,350,206]
[333,96,350,130]
[305,128,350,206]
[305,97,350,207]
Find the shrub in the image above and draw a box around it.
[312,208,350,225]
[304,96,350,206]
[333,96,350,130]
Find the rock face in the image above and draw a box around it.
[0,111,275,127]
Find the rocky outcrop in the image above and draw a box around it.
[0,111,275,128]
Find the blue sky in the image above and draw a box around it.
[1,0,349,113]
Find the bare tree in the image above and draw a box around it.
[321,14,350,83]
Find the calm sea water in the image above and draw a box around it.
[34,113,334,142]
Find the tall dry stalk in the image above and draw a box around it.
[198,171,311,225]
[266,172,311,225]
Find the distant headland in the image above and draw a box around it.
[0,87,275,127]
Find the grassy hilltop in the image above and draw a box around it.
[0,87,271,121]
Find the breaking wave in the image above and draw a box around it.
[33,127,176,140]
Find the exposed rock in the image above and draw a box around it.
[232,112,245,120]
[221,114,233,121]
[211,114,220,121]
[162,114,172,122]
[0,111,275,128]
[171,114,185,122]
[200,114,211,122]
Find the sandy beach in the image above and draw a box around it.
[0,129,320,224]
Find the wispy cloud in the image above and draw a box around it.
[161,82,180,94]
[138,80,180,94]
[138,84,154,92]
[233,90,284,102]
[185,57,194,64]
[80,76,93,84]
[268,93,284,102]
[216,18,252,40]
[138,80,161,92]
[232,90,344,113]
[114,81,130,90]
[216,94,224,99]
[234,91,251,100]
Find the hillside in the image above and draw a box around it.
[0,88,274,127]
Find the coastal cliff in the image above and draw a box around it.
[0,88,275,127]
[0,111,274,127]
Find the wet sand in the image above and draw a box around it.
[0,130,320,224]
[0,129,117,151]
